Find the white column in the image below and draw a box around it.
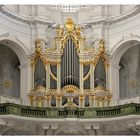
[80,61,83,90]
[90,63,94,89]
[46,95,51,107]
[106,65,109,89]
[19,63,31,105]
[46,63,50,89]
[79,39,84,89]
[56,96,61,108]
[93,65,95,89]
[110,64,120,106]
[57,61,61,90]
[31,64,34,90]
[79,39,84,53]
[90,96,95,108]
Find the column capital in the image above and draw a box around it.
[111,64,120,70]
[19,62,31,69]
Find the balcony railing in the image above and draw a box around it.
[0,103,140,118]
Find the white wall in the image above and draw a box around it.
[0,95,21,104]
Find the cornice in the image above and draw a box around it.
[0,6,54,26]
[0,6,140,29]
[110,33,140,55]
[109,5,140,25]
[82,5,140,28]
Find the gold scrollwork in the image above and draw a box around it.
[31,37,47,67]
[79,95,85,101]
[62,85,79,93]
[56,17,85,54]
[56,25,64,37]
[93,39,109,67]
[56,95,61,101]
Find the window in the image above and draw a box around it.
[52,5,86,12]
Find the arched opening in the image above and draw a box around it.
[94,58,106,88]
[111,39,140,104]
[0,43,20,98]
[34,58,46,89]
[119,45,140,98]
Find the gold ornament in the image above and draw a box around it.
[65,17,75,31]
[98,39,105,55]
[80,95,84,101]
[56,25,64,37]
[2,80,13,89]
[62,85,79,93]
[93,39,109,67]
[35,37,43,55]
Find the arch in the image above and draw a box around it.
[0,36,28,66]
[34,58,46,88]
[110,36,140,103]
[111,35,140,67]
[0,36,29,103]
[0,43,21,98]
[94,58,106,88]
[61,33,80,53]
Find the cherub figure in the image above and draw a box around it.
[35,38,43,55]
[56,25,64,37]
[97,39,105,55]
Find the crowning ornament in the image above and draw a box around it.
[65,17,75,32]
[56,17,85,54]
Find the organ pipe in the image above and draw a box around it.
[61,38,79,88]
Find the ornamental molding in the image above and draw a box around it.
[19,62,31,69]
[109,5,140,25]
[0,33,10,38]
[0,6,140,28]
[0,6,54,26]
[0,33,30,55]
[82,6,140,28]
[110,33,140,55]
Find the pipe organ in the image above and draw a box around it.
[28,17,112,108]
[61,37,79,88]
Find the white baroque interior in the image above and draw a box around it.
[0,5,140,106]
[0,4,140,135]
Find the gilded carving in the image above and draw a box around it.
[56,25,64,37]
[56,17,85,54]
[65,17,75,32]
[28,18,112,108]
[1,80,13,89]
[93,39,109,67]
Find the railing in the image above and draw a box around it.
[0,103,140,118]
[58,108,84,118]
